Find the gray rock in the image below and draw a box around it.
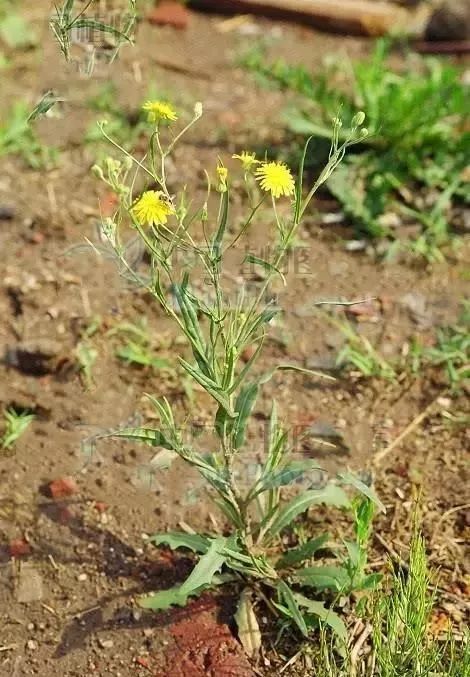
[16,564,44,603]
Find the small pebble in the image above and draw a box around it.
[98,638,114,649]
[27,639,38,651]
[77,573,88,582]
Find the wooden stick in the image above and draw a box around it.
[190,0,426,37]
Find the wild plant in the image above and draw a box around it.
[50,0,136,67]
[91,100,384,642]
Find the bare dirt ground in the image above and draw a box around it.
[0,4,468,676]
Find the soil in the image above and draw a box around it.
[0,3,469,676]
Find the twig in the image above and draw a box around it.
[373,394,441,465]
[313,297,376,307]
[431,503,470,542]
[350,623,372,676]
[374,532,408,570]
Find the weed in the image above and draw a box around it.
[50,0,136,67]
[298,527,470,675]
[327,313,396,380]
[88,97,383,642]
[326,303,469,389]
[0,101,58,168]
[75,341,98,389]
[407,302,470,391]
[241,40,469,261]
[110,318,171,370]
[373,529,469,677]
[1,407,35,451]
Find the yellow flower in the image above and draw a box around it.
[216,163,228,192]
[255,161,295,199]
[131,190,175,227]
[232,151,258,172]
[142,100,178,123]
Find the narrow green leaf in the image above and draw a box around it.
[344,540,362,569]
[293,592,347,642]
[179,358,235,417]
[230,336,264,392]
[138,573,232,610]
[268,485,350,537]
[360,572,382,590]
[72,18,132,43]
[294,565,349,591]
[213,188,229,255]
[233,382,259,449]
[276,533,330,569]
[338,471,385,513]
[254,460,322,497]
[138,584,191,610]
[109,427,174,450]
[244,254,286,285]
[149,532,211,554]
[211,495,244,529]
[294,135,314,224]
[278,580,308,637]
[28,91,62,122]
[259,363,335,386]
[180,537,227,595]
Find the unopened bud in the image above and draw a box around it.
[91,164,104,180]
[194,101,203,118]
[352,111,366,127]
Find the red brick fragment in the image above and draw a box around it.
[100,191,118,217]
[49,476,78,499]
[9,539,31,558]
[148,2,189,29]
[94,501,108,513]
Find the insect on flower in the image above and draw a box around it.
[131,190,175,227]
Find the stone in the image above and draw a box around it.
[16,563,44,603]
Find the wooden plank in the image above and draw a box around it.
[189,0,418,36]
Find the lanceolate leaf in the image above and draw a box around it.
[268,485,351,537]
[109,427,174,450]
[338,471,386,513]
[278,580,308,637]
[138,584,192,610]
[139,573,232,610]
[244,254,286,285]
[180,537,227,595]
[276,533,330,569]
[259,363,335,386]
[179,358,235,417]
[233,382,259,449]
[149,532,211,554]
[294,565,349,591]
[293,592,347,642]
[253,460,322,498]
[72,18,133,43]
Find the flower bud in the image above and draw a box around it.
[91,164,104,180]
[194,101,203,118]
[352,111,366,127]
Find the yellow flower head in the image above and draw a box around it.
[142,100,178,123]
[232,151,258,172]
[131,190,175,227]
[255,161,295,199]
[216,163,228,192]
